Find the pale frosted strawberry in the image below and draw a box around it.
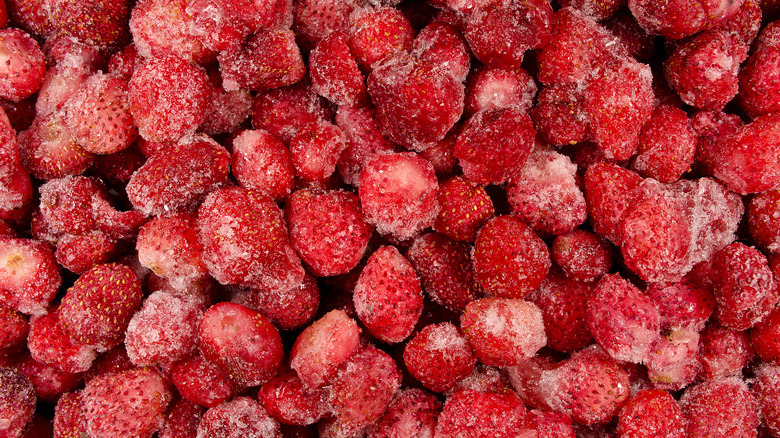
[0,236,61,316]
[347,6,414,71]
[218,28,305,92]
[0,305,27,355]
[171,354,235,408]
[196,397,281,438]
[403,322,477,392]
[27,310,97,374]
[129,0,213,63]
[251,273,320,331]
[309,31,366,106]
[231,129,296,202]
[679,377,760,437]
[617,389,686,438]
[258,370,328,426]
[0,367,36,437]
[136,213,208,290]
[17,110,94,180]
[17,352,83,402]
[365,388,441,438]
[465,66,537,115]
[434,388,534,438]
[0,28,46,102]
[413,21,471,83]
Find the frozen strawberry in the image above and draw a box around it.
[197,396,281,438]
[461,297,546,367]
[55,232,119,274]
[367,53,464,151]
[0,305,26,355]
[536,7,622,87]
[83,345,135,383]
[646,282,715,332]
[172,354,235,408]
[309,32,366,106]
[334,104,399,186]
[530,410,576,438]
[89,144,146,185]
[435,388,533,438]
[218,28,304,92]
[748,188,780,253]
[698,323,753,379]
[125,291,203,367]
[0,108,32,222]
[464,0,553,69]
[258,370,328,426]
[231,129,295,202]
[197,187,305,291]
[0,367,35,437]
[5,0,51,37]
[251,273,319,331]
[587,274,660,363]
[551,230,612,283]
[158,397,204,438]
[584,58,655,161]
[751,306,780,363]
[128,56,210,143]
[292,0,358,47]
[284,189,372,277]
[403,322,476,392]
[645,328,701,390]
[358,152,439,239]
[0,28,46,102]
[465,66,537,116]
[365,388,440,438]
[631,104,696,183]
[751,363,780,436]
[17,352,82,402]
[128,136,230,216]
[347,6,414,70]
[0,237,61,316]
[628,0,739,39]
[27,310,97,374]
[407,232,481,312]
[82,367,172,438]
[353,246,423,343]
[107,43,141,81]
[528,269,595,353]
[200,87,251,137]
[507,147,587,237]
[198,302,283,387]
[53,391,87,438]
[531,84,590,146]
[323,345,401,437]
[136,214,208,290]
[91,197,147,241]
[289,310,360,388]
[664,30,746,110]
[621,179,692,283]
[17,111,95,180]
[251,81,331,143]
[129,0,212,64]
[34,63,94,118]
[558,0,624,21]
[46,0,131,47]
[59,263,143,351]
[455,106,536,185]
[432,175,494,243]
[420,134,462,178]
[711,242,778,330]
[617,389,685,438]
[584,163,643,245]
[61,72,137,155]
[679,377,760,437]
[472,215,551,299]
[450,363,513,395]
[412,21,470,83]
[739,38,780,118]
[38,176,104,236]
[711,112,780,194]
[715,0,762,45]
[602,9,657,63]
[288,120,346,183]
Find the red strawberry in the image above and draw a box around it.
[472,215,551,299]
[645,281,715,332]
[27,310,97,374]
[632,104,697,183]
[5,0,52,37]
[292,0,359,47]
[136,213,208,290]
[435,388,534,438]
[739,28,780,118]
[62,72,138,155]
[433,175,495,243]
[0,367,36,438]
[752,363,780,437]
[185,0,291,52]
[251,81,331,144]
[172,354,235,408]
[334,104,398,187]
[698,322,754,379]
[531,83,590,146]
[198,302,283,387]
[128,56,210,143]
[82,367,172,438]
[196,397,281,438]
[366,388,440,438]
[309,31,366,106]
[158,397,205,438]
[0,305,27,355]
[403,322,477,393]
[199,83,252,136]
[89,145,146,185]
[289,309,361,388]
[583,162,643,245]
[679,377,760,437]
[551,230,613,283]
[17,352,83,402]
[17,111,95,180]
[46,0,132,47]
[258,370,329,426]
[288,120,346,183]
[531,409,576,438]
[347,6,414,71]
[353,245,424,344]
[55,232,119,275]
[127,135,230,216]
[0,236,61,316]
[466,66,537,116]
[617,389,685,438]
[53,391,88,438]
[35,64,93,117]
[251,273,320,331]
[412,21,471,83]
[748,187,780,253]
[38,176,104,235]
[218,28,305,92]
[0,28,46,102]
[750,306,780,363]
[129,0,213,64]
[196,186,305,291]
[59,263,144,351]
[231,129,295,202]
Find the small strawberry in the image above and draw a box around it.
[127,135,230,216]
[750,306,780,363]
[17,352,83,402]
[186,0,290,52]
[583,162,643,245]
[466,66,537,116]
[53,391,88,438]
[531,83,590,146]
[645,281,715,332]
[433,175,495,243]
[616,389,686,438]
[0,367,36,438]
[199,83,252,136]
[413,21,470,83]
[551,230,613,283]
[752,363,780,436]
[679,377,760,437]
[309,32,366,106]
[17,111,95,180]
[81,367,172,438]
[258,370,329,426]
[172,354,235,408]
[366,388,440,438]
[58,263,144,351]
[531,409,576,438]
[353,245,424,344]
[403,322,477,393]
[251,273,320,331]
[0,236,61,316]
[196,397,281,437]
[158,397,205,438]
[698,322,754,379]
[5,0,52,37]
[38,175,104,236]
[55,232,119,274]
[748,187,780,253]
[198,302,283,387]
[334,104,398,187]
[136,213,208,290]
[632,104,697,183]
[62,72,138,155]
[292,0,358,48]
[288,120,346,183]
[251,81,331,144]
[435,388,534,438]
[0,28,46,102]
[218,29,305,92]
[129,0,213,64]
[46,0,132,47]
[347,6,414,71]
[0,305,27,355]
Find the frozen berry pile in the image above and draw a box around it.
[3,0,780,436]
